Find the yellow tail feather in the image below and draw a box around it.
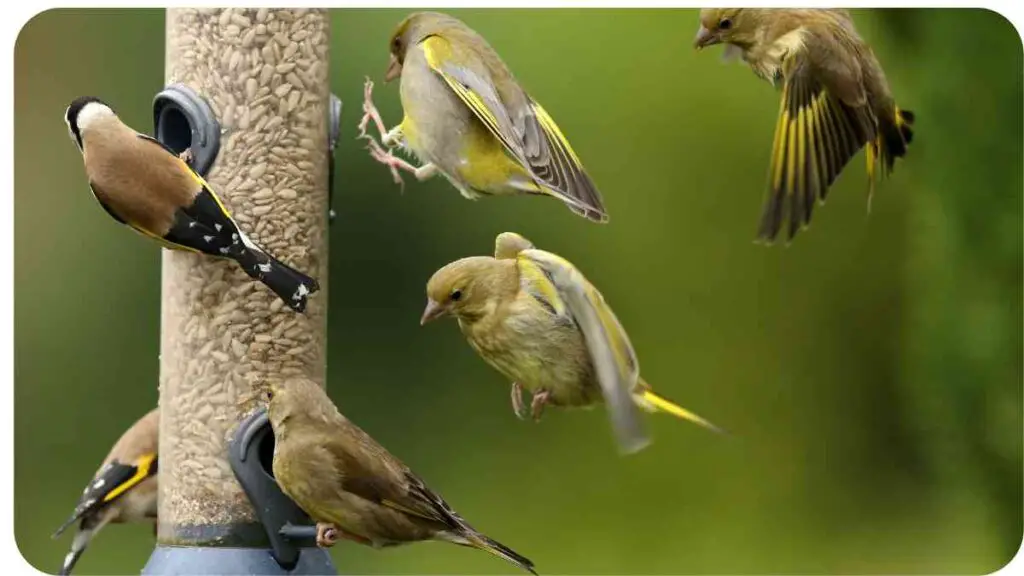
[633,388,725,435]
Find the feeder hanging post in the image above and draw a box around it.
[143,7,334,574]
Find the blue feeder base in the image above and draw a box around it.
[142,545,336,575]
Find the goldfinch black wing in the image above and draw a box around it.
[53,453,157,538]
[516,248,649,454]
[135,134,245,242]
[419,35,607,222]
[90,174,234,257]
[106,134,249,258]
[761,43,875,242]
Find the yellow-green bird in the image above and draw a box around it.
[421,232,723,454]
[264,378,536,574]
[358,11,608,222]
[693,8,915,243]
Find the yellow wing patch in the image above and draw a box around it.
[761,64,870,242]
[102,452,156,503]
[532,101,584,168]
[125,222,204,254]
[516,256,567,317]
[422,35,518,161]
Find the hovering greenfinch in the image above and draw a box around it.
[421,232,723,455]
[358,11,608,222]
[693,9,915,243]
[264,378,536,574]
[53,408,159,575]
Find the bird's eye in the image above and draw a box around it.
[450,289,462,302]
[264,389,274,402]
[719,18,732,30]
[392,37,401,51]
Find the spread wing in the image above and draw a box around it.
[515,248,649,454]
[419,34,607,222]
[761,33,876,242]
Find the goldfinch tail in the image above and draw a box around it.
[233,233,320,313]
[447,531,537,575]
[58,527,94,575]
[632,379,724,435]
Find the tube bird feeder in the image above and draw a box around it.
[143,7,334,574]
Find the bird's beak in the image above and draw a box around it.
[693,26,719,50]
[384,54,402,83]
[420,299,446,325]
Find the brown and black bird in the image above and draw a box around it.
[52,408,159,575]
[694,8,915,242]
[64,96,320,312]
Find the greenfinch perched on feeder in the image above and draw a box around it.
[53,408,159,575]
[421,232,723,455]
[693,8,915,243]
[64,96,320,312]
[358,11,608,222]
[265,378,536,574]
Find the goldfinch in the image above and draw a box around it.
[52,408,159,575]
[64,96,320,312]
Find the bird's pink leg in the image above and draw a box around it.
[366,140,438,191]
[357,77,389,143]
[316,522,339,548]
[511,382,526,420]
[358,76,439,190]
[530,389,551,422]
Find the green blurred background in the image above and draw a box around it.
[14,7,1022,575]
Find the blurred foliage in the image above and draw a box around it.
[14,7,1022,575]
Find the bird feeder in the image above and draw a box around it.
[143,8,336,574]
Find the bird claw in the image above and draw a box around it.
[178,148,194,165]
[359,76,413,190]
[316,522,339,548]
[530,389,550,422]
[365,138,407,191]
[511,382,526,420]
[358,77,390,143]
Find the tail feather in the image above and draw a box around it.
[879,106,915,171]
[234,246,320,313]
[58,528,94,575]
[632,381,724,435]
[447,531,537,575]
[51,514,79,540]
[470,533,537,575]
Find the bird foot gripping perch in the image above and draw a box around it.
[315,523,339,548]
[156,84,343,226]
[141,406,335,574]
